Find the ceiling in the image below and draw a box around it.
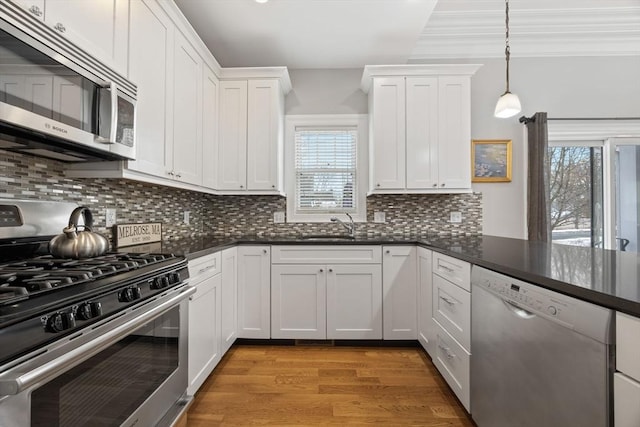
[175,0,640,69]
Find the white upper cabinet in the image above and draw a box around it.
[171,30,203,185]
[202,66,220,189]
[17,0,129,76]
[218,80,248,190]
[217,76,288,194]
[126,0,173,179]
[362,65,481,194]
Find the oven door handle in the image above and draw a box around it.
[0,285,195,396]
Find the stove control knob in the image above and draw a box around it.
[151,276,170,290]
[77,302,103,320]
[119,286,142,302]
[169,272,181,285]
[47,312,76,333]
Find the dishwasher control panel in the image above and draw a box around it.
[472,266,576,326]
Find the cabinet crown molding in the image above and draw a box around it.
[360,64,482,93]
[219,67,292,94]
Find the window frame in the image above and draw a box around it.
[284,114,368,223]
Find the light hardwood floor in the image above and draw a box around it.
[187,344,475,426]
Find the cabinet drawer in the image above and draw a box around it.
[433,320,470,412]
[432,274,470,350]
[433,252,470,291]
[188,252,222,282]
[271,246,382,264]
[617,312,640,381]
[615,373,640,427]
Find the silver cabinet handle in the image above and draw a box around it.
[433,183,437,187]
[319,269,324,273]
[438,344,455,359]
[167,171,174,177]
[54,22,66,33]
[175,173,181,179]
[197,264,215,275]
[441,183,445,187]
[439,295,457,305]
[240,185,244,188]
[439,264,455,273]
[262,249,267,254]
[328,268,333,273]
[28,5,43,16]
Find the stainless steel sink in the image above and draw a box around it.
[299,235,356,241]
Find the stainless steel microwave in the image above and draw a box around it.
[0,1,137,162]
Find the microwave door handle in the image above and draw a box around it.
[96,81,118,144]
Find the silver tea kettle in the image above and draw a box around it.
[49,206,110,258]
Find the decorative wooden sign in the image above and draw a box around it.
[113,223,162,248]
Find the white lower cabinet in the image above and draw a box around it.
[270,246,382,340]
[431,251,471,412]
[417,247,434,356]
[615,312,640,426]
[382,246,417,339]
[433,320,470,411]
[327,264,382,339]
[221,247,238,353]
[271,265,326,339]
[237,246,271,338]
[187,252,222,396]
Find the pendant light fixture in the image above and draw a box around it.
[494,0,521,118]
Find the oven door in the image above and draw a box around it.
[0,284,194,427]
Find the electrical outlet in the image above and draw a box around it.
[273,211,285,223]
[105,208,116,227]
[450,211,462,223]
[183,210,190,225]
[373,211,386,223]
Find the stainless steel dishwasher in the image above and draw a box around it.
[471,265,614,427]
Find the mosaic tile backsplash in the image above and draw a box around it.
[1,151,482,243]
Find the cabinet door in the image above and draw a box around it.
[218,80,248,190]
[171,30,202,185]
[221,247,238,354]
[437,76,471,190]
[326,264,382,340]
[371,77,406,190]
[127,0,174,178]
[271,264,326,339]
[237,246,270,338]
[615,373,640,427]
[406,77,439,189]
[44,0,129,74]
[247,79,281,191]
[417,247,434,355]
[382,246,417,339]
[202,66,219,189]
[187,273,221,396]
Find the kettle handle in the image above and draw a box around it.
[68,206,94,231]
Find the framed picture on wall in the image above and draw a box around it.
[471,139,512,182]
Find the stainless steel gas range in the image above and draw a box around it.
[0,199,194,427]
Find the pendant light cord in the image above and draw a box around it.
[504,0,511,94]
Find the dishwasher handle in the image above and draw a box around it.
[502,299,536,319]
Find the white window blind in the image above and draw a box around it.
[294,127,357,214]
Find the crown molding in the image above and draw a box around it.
[411,6,640,59]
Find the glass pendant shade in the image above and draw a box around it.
[494,91,521,118]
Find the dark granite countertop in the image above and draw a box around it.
[157,234,640,317]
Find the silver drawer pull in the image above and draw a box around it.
[439,264,455,273]
[197,264,215,275]
[438,344,455,359]
[54,22,66,33]
[439,295,457,305]
[29,5,43,16]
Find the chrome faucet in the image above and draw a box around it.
[330,213,355,237]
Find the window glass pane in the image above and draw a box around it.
[549,146,603,247]
[615,145,640,252]
[294,128,356,214]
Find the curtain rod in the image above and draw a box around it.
[519,115,640,124]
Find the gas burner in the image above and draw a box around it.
[0,253,178,306]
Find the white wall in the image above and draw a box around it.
[470,56,640,238]
[285,56,640,238]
